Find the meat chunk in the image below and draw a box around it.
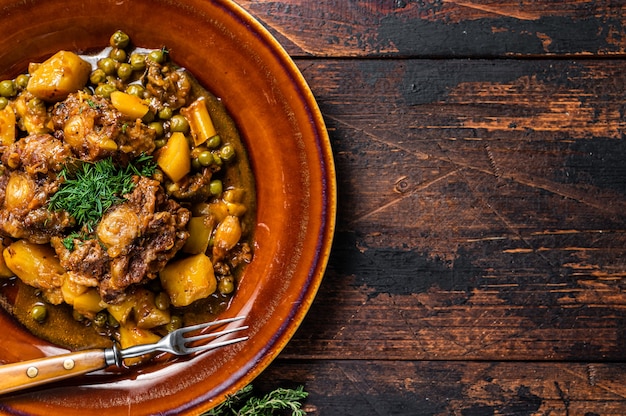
[144,59,191,112]
[1,133,71,175]
[51,176,190,303]
[0,134,74,243]
[50,91,120,161]
[50,91,156,161]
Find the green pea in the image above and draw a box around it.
[90,68,107,85]
[166,315,183,333]
[30,304,48,323]
[129,53,146,71]
[93,311,108,327]
[209,179,223,196]
[191,158,202,171]
[108,314,120,328]
[15,74,29,89]
[155,292,170,311]
[117,63,133,81]
[0,97,8,111]
[94,83,117,98]
[220,144,236,162]
[158,106,173,120]
[218,276,235,295]
[110,30,130,49]
[147,49,165,64]
[149,121,165,138]
[97,57,117,76]
[28,97,44,111]
[109,47,127,63]
[169,114,189,133]
[154,138,167,148]
[206,134,221,149]
[72,310,84,322]
[126,83,145,97]
[0,80,16,97]
[198,150,213,167]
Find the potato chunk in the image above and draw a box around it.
[133,289,171,329]
[3,240,66,303]
[27,51,91,101]
[0,104,16,145]
[73,289,105,316]
[110,91,149,119]
[119,322,161,365]
[159,253,216,307]
[157,131,191,182]
[107,296,135,325]
[0,241,14,278]
[60,275,89,305]
[182,216,214,254]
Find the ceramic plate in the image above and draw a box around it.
[0,0,335,414]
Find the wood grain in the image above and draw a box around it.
[275,59,626,361]
[233,0,626,413]
[256,360,626,415]
[240,1,626,57]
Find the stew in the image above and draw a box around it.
[0,31,255,355]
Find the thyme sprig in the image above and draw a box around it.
[206,384,309,416]
[48,154,156,233]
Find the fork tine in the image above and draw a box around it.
[183,325,249,344]
[184,335,249,354]
[178,315,246,335]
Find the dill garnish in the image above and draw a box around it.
[48,155,156,233]
[61,231,93,251]
[205,384,308,416]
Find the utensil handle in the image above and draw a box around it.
[0,349,107,394]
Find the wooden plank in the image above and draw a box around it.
[256,359,626,415]
[238,0,626,57]
[276,58,626,361]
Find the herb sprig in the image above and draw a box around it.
[48,155,156,233]
[205,385,309,416]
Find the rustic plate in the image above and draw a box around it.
[0,0,335,414]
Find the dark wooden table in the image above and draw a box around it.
[238,1,626,414]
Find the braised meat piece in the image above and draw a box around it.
[1,133,71,174]
[144,59,191,112]
[50,91,156,162]
[0,134,74,243]
[51,176,190,303]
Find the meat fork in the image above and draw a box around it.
[0,315,248,395]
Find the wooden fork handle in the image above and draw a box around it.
[0,349,108,395]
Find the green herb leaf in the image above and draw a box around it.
[61,230,100,251]
[62,231,82,251]
[48,155,156,233]
[205,385,308,416]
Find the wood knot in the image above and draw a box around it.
[394,176,410,193]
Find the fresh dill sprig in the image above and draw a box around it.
[48,155,156,232]
[61,231,86,251]
[205,385,308,416]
